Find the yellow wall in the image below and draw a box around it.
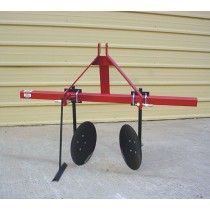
[0,12,210,126]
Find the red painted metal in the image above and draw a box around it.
[99,64,110,94]
[107,55,143,100]
[79,93,135,104]
[147,95,197,107]
[19,43,198,109]
[20,90,65,100]
[67,60,93,91]
[20,90,197,107]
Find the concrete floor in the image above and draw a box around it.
[0,118,209,199]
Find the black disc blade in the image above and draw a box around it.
[71,121,97,165]
[119,124,142,170]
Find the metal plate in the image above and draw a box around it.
[119,124,142,170]
[71,121,97,165]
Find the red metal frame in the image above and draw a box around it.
[20,90,197,107]
[20,43,198,108]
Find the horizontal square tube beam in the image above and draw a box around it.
[20,90,197,107]
[147,95,197,107]
[20,90,65,100]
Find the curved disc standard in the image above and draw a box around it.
[119,124,142,170]
[71,121,97,165]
